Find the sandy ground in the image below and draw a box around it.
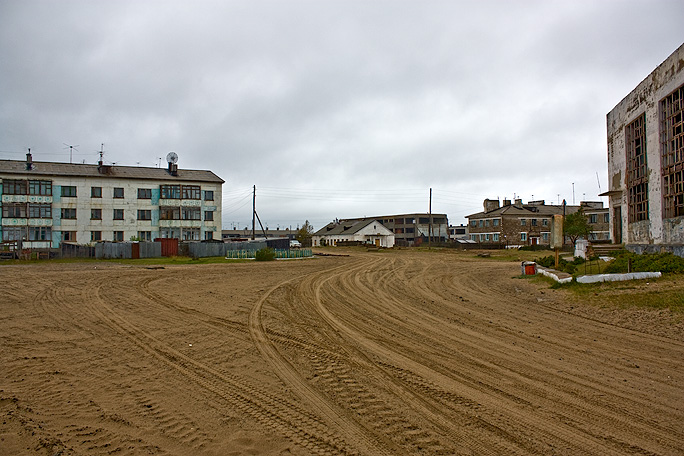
[1,249,683,455]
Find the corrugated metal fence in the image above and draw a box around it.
[95,242,161,259]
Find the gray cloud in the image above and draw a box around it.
[2,0,683,228]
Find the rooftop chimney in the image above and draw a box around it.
[503,199,511,206]
[483,198,500,213]
[168,162,178,176]
[25,149,33,170]
[514,198,523,207]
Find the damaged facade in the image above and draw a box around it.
[0,154,223,248]
[466,198,609,247]
[604,43,684,256]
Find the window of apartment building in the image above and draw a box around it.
[91,231,102,242]
[542,219,549,226]
[478,220,483,227]
[485,234,490,241]
[181,207,201,220]
[29,226,51,241]
[470,220,477,227]
[485,219,490,227]
[4,179,27,195]
[62,231,76,242]
[29,180,52,196]
[2,203,27,218]
[204,210,214,221]
[204,190,214,201]
[626,113,649,222]
[91,186,102,198]
[470,234,477,241]
[160,227,180,238]
[419,217,430,224]
[493,219,500,226]
[3,226,25,241]
[113,187,124,198]
[479,234,485,242]
[520,232,528,241]
[542,232,549,241]
[61,185,77,197]
[405,218,415,224]
[29,204,51,218]
[160,206,180,220]
[604,213,610,223]
[660,83,684,218]
[137,188,152,199]
[61,208,76,219]
[589,214,598,223]
[493,233,499,242]
[113,209,124,220]
[182,228,200,241]
[405,227,414,233]
[137,210,151,220]
[520,219,526,226]
[531,219,537,226]
[91,208,102,220]
[137,231,152,242]
[182,185,201,200]
[160,184,181,199]
[113,231,124,242]
[204,231,214,240]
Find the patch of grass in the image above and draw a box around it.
[543,275,684,314]
[473,248,558,263]
[604,252,684,274]
[604,290,684,312]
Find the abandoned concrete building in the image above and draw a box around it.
[466,198,609,247]
[448,224,469,241]
[0,153,223,248]
[603,43,684,256]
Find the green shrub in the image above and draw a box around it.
[604,252,684,274]
[255,247,276,261]
[533,255,582,274]
[534,255,556,268]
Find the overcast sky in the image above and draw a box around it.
[1,1,682,230]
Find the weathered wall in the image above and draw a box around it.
[606,43,684,246]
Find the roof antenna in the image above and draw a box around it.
[63,143,79,164]
[98,143,105,166]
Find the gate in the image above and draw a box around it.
[155,238,179,257]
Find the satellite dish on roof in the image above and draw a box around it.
[166,152,178,164]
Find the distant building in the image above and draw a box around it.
[604,43,684,256]
[466,198,608,246]
[222,227,298,241]
[0,153,223,248]
[341,213,448,246]
[448,224,469,241]
[312,218,395,247]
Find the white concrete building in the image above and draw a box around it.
[312,219,395,247]
[0,154,223,249]
[604,43,684,256]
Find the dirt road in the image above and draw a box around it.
[1,250,682,455]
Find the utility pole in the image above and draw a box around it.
[428,188,432,248]
[572,182,575,205]
[252,185,256,240]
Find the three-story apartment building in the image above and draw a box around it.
[0,154,223,248]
